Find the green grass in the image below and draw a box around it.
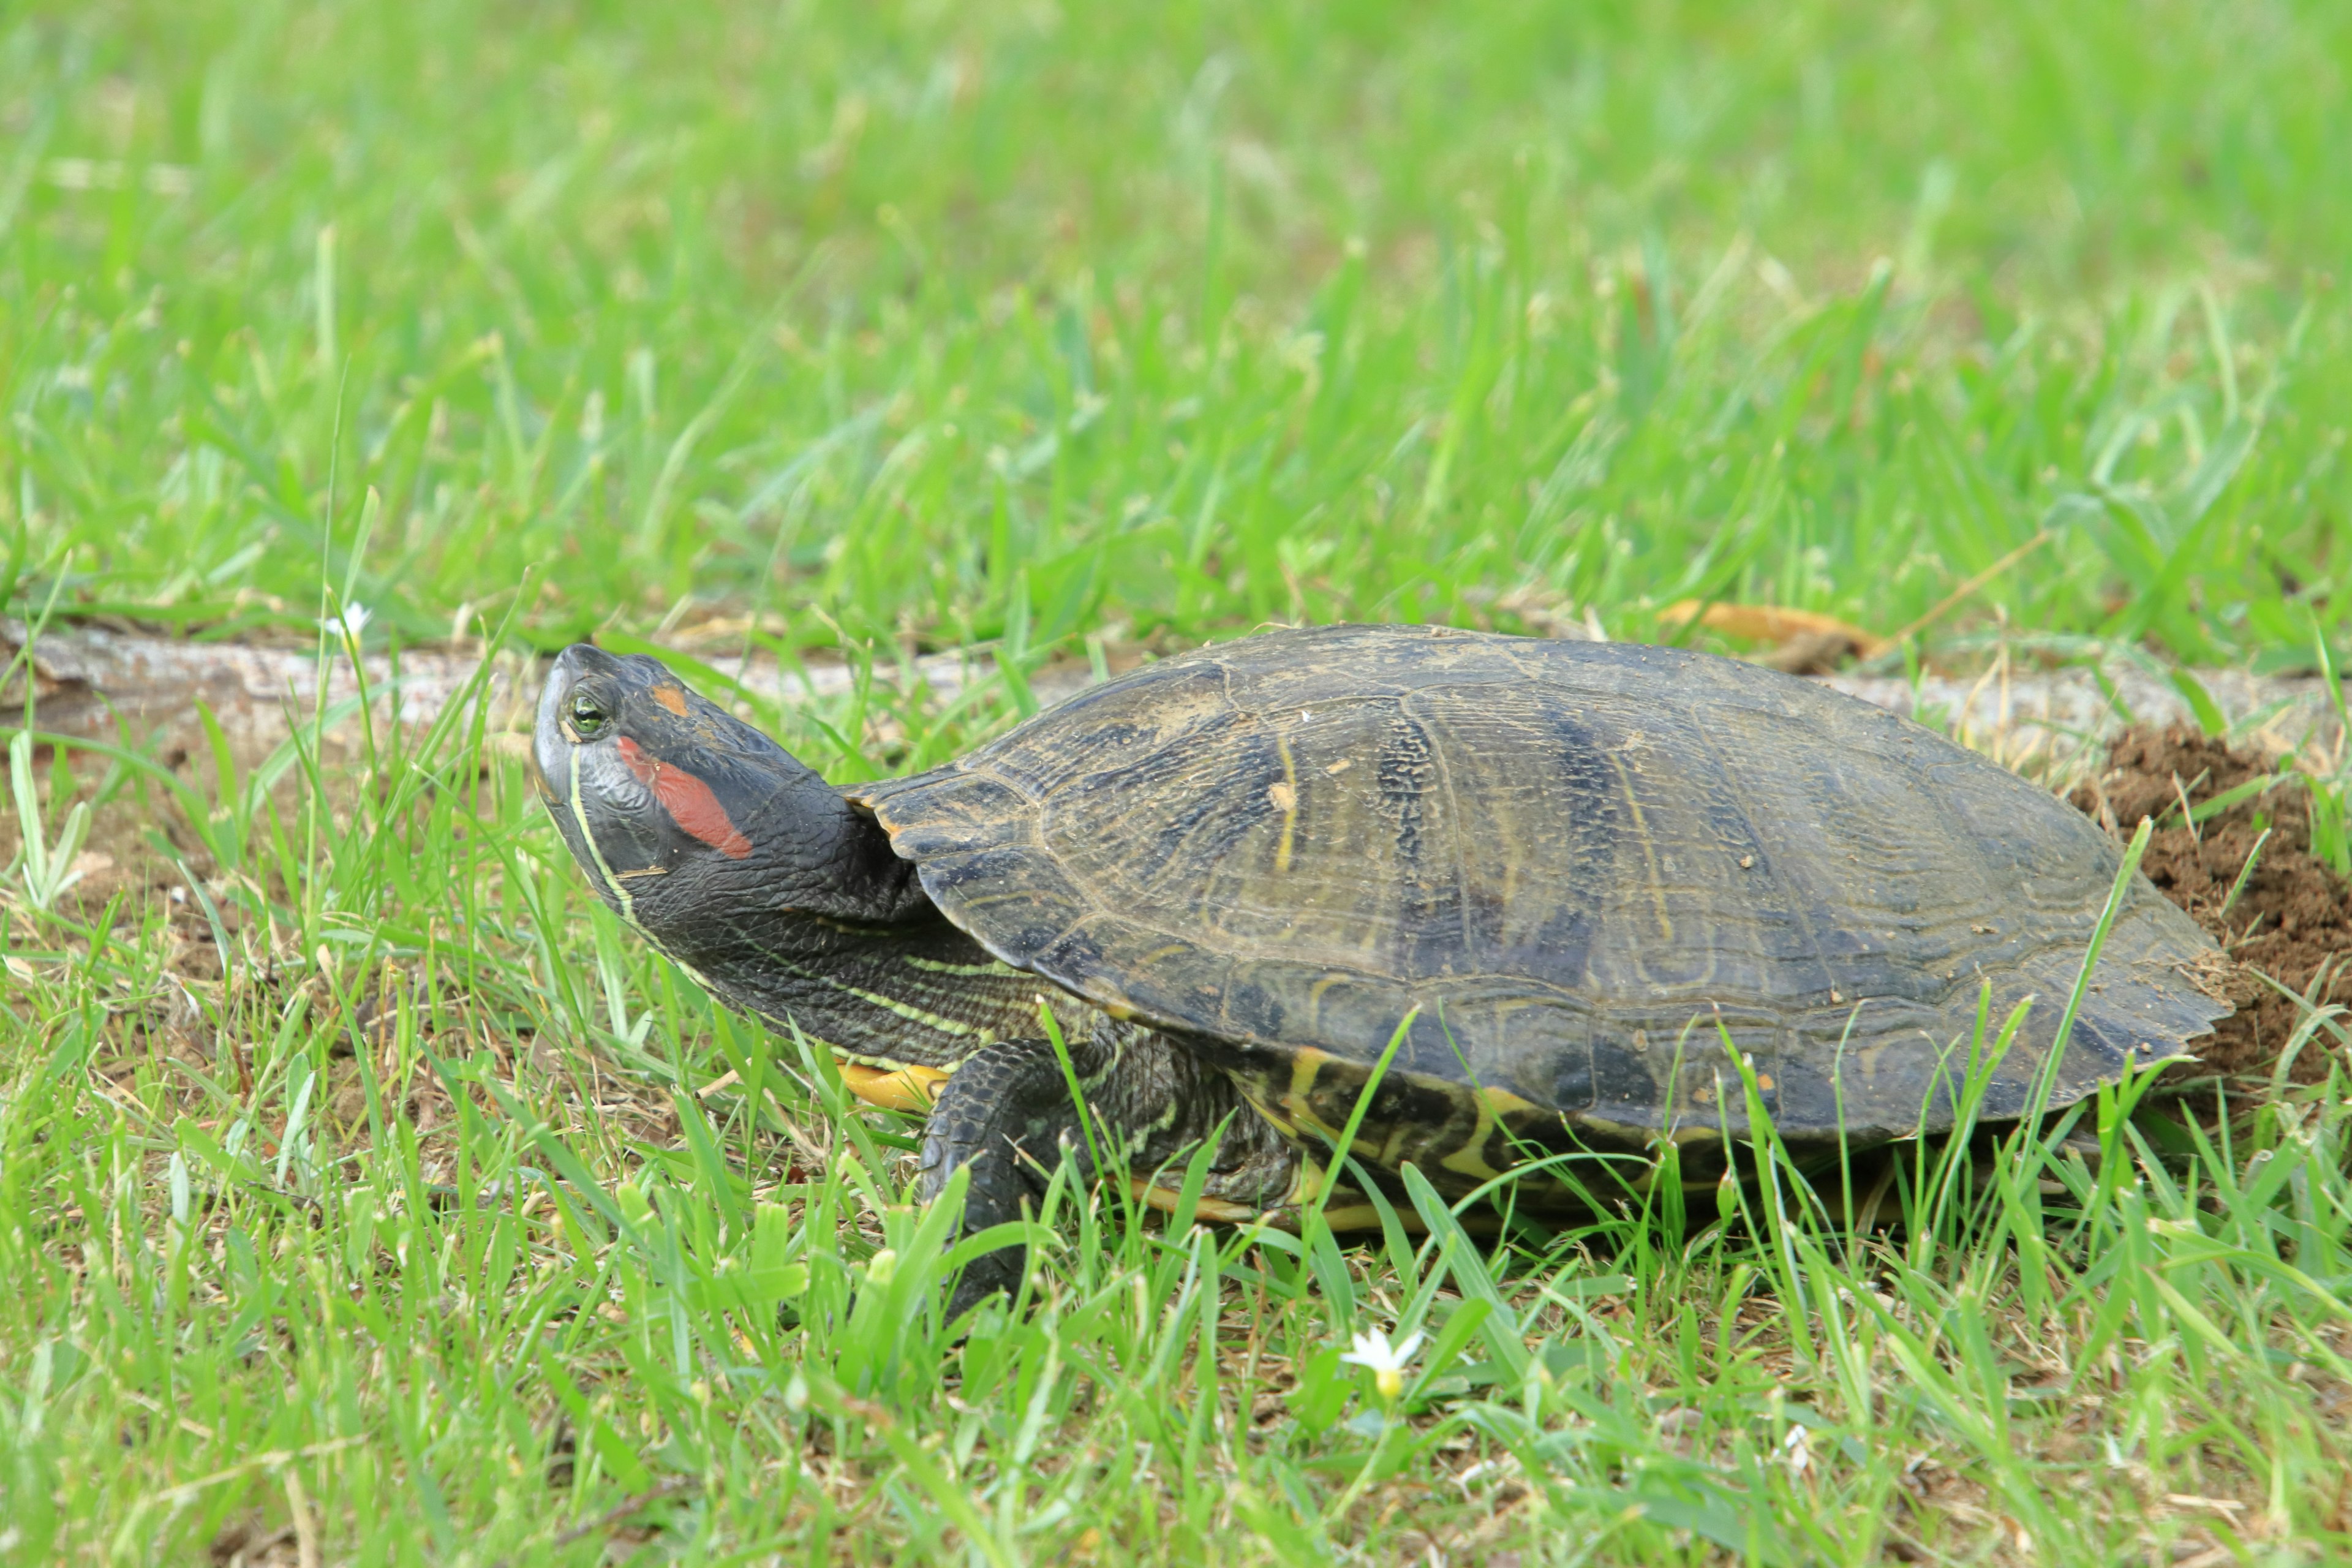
[6,0,2350,660]
[6,1,2352,1562]
[8,655,2352,1565]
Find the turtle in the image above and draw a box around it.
[532,622,2229,1312]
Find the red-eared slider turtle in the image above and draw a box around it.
[533,623,2228,1311]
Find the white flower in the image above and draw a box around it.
[319,600,372,644]
[1339,1325,1425,1401]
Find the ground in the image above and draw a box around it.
[5,1,2352,1563]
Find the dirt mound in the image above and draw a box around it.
[2070,726,2351,1088]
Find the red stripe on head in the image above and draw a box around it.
[615,736,754,859]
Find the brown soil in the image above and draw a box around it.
[2070,726,2352,1089]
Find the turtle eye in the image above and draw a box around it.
[568,692,610,740]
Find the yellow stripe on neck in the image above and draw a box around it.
[568,748,638,927]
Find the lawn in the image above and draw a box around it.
[4,1,2352,1561]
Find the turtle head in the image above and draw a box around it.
[533,644,926,937]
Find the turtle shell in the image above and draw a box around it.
[853,624,2226,1155]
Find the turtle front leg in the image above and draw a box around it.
[918,1024,1299,1319]
[918,1033,1110,1318]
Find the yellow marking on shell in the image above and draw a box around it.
[1261,1159,1427,1235]
[1137,943,1191,968]
[955,890,1054,913]
[1240,1087,1298,1138]
[1608,750,1673,941]
[836,1060,950,1112]
[1305,974,1349,1031]
[1283,1046,1348,1140]
[1438,1085,1542,1182]
[653,684,691,717]
[1272,734,1301,873]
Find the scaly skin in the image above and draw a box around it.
[916,1020,1298,1316]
